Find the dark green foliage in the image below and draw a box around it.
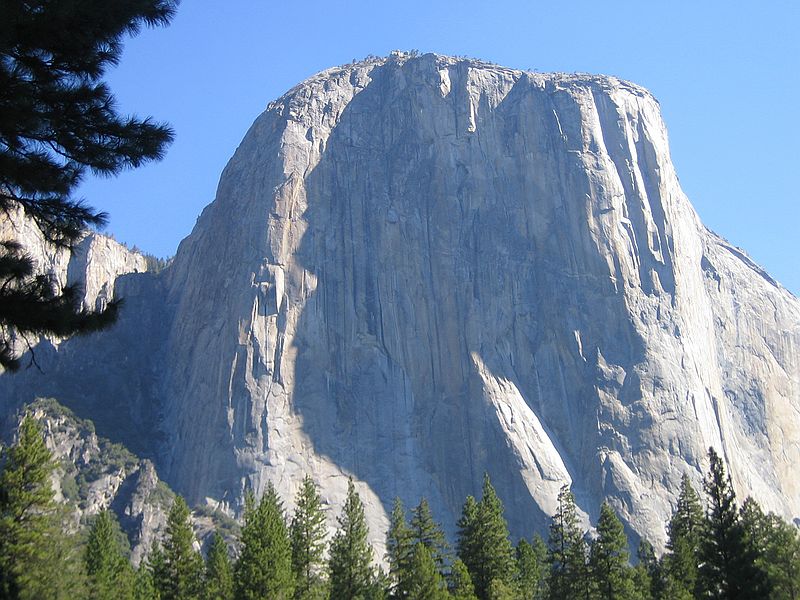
[147,542,168,599]
[448,559,478,600]
[410,498,448,570]
[698,447,769,599]
[234,484,295,600]
[133,559,158,600]
[547,485,589,600]
[761,513,800,600]
[85,509,134,599]
[6,430,800,600]
[0,416,56,598]
[456,495,479,581]
[407,543,449,600]
[456,475,515,600]
[516,535,547,600]
[739,498,800,600]
[631,540,657,600]
[388,497,450,599]
[737,494,800,599]
[386,497,414,598]
[485,578,517,600]
[0,415,85,599]
[204,531,234,600]
[328,479,375,600]
[290,476,327,599]
[486,579,519,600]
[367,568,391,600]
[157,496,203,600]
[631,564,653,600]
[739,497,769,555]
[663,474,702,599]
[0,0,176,370]
[588,502,635,600]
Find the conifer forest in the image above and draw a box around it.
[1,414,799,600]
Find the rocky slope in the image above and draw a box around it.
[0,398,172,565]
[0,398,237,564]
[2,53,799,551]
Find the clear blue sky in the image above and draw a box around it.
[76,1,800,295]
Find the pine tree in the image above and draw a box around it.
[386,497,414,599]
[407,543,449,600]
[456,495,479,580]
[588,502,635,600]
[367,568,391,600]
[0,415,84,599]
[516,535,547,600]
[739,498,800,600]
[449,559,478,600]
[290,476,327,599]
[85,509,135,600]
[328,479,375,600]
[739,497,769,555]
[456,475,515,600]
[663,474,702,599]
[698,447,769,599]
[761,513,800,600]
[158,496,203,600]
[410,498,448,570]
[547,485,589,600]
[485,578,517,600]
[0,0,177,370]
[204,531,233,600]
[631,540,657,600]
[234,483,295,600]
[133,558,158,600]
[148,542,168,599]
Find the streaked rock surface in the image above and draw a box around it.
[3,53,799,551]
[0,204,147,312]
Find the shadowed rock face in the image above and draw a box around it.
[3,53,799,550]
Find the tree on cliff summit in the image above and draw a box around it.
[0,0,178,370]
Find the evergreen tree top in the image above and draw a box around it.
[0,416,55,522]
[456,474,515,599]
[234,480,294,600]
[329,479,374,600]
[160,495,203,600]
[204,530,233,600]
[290,475,327,598]
[667,473,703,550]
[410,497,448,566]
[699,447,770,599]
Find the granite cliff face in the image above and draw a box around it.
[0,204,148,313]
[3,53,799,550]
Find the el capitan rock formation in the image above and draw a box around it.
[3,53,799,551]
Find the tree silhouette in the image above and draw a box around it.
[0,0,177,370]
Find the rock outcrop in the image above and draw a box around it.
[2,398,173,565]
[0,398,237,564]
[2,53,799,551]
[0,204,148,313]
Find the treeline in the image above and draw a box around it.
[2,417,800,599]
